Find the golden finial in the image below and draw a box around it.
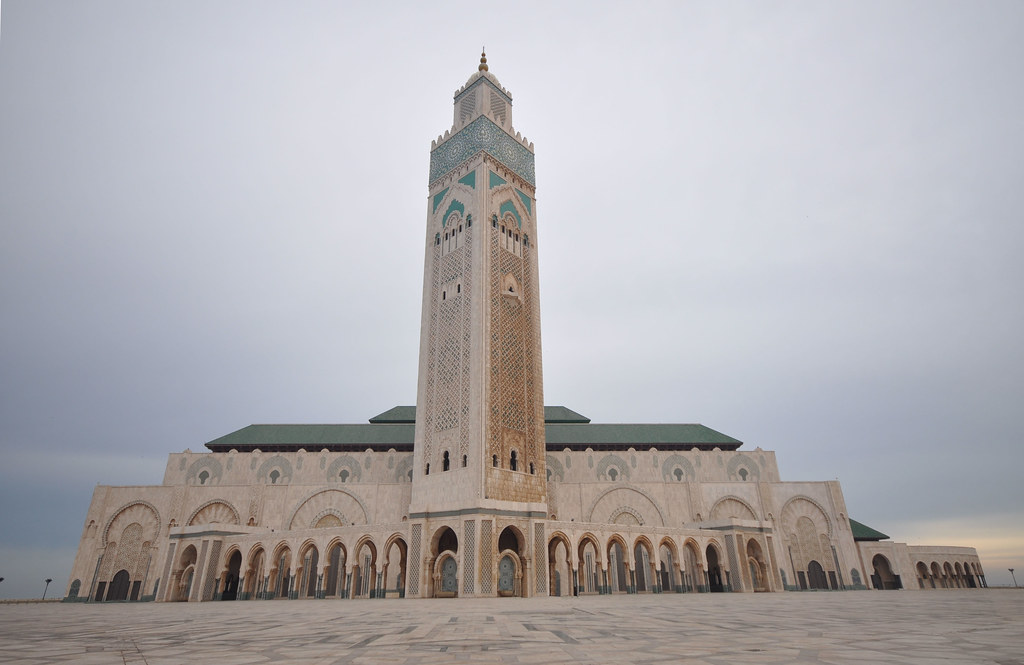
[479,48,488,72]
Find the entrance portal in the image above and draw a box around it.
[498,555,515,594]
[441,557,458,594]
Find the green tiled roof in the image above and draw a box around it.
[206,424,415,452]
[546,423,740,450]
[205,406,741,452]
[543,406,590,423]
[369,406,416,424]
[849,518,889,541]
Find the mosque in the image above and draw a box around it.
[64,54,986,603]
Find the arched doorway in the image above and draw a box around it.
[383,536,408,598]
[706,544,724,592]
[548,533,572,596]
[931,562,945,588]
[497,526,524,597]
[917,561,932,588]
[297,543,320,599]
[222,550,242,600]
[577,536,601,594]
[658,540,679,593]
[431,527,458,598]
[807,560,828,590]
[324,542,347,598]
[270,545,293,599]
[107,570,130,601]
[633,540,654,593]
[871,554,899,590]
[608,538,629,593]
[244,547,265,600]
[352,539,377,598]
[746,539,768,592]
[683,540,701,592]
[174,544,198,601]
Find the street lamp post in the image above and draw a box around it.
[1010,569,1018,588]
[42,578,52,600]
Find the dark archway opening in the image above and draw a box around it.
[107,569,130,601]
[706,546,724,592]
[222,550,242,600]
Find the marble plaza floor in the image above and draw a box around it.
[0,590,1021,665]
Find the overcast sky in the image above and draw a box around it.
[1,1,1022,599]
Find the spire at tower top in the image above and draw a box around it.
[478,48,488,72]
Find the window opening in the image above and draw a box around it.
[443,451,450,472]
[269,470,280,484]
[198,470,209,485]
[492,455,498,468]
[425,464,430,476]
[510,450,518,472]
[462,455,467,467]
[339,469,349,483]
[608,468,618,481]
[673,468,683,481]
[529,462,535,475]
[739,468,749,481]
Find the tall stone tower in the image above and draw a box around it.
[409,53,547,596]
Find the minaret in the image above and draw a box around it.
[408,52,547,597]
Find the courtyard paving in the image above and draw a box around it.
[0,590,1021,664]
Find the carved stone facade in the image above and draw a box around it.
[65,56,986,603]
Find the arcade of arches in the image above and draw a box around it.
[63,57,987,604]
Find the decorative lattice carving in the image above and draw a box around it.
[459,90,476,125]
[463,521,476,595]
[661,454,696,482]
[247,485,263,525]
[203,541,222,601]
[102,502,160,547]
[327,456,362,484]
[534,522,546,594]
[479,520,493,594]
[460,228,472,458]
[408,524,421,596]
[186,456,223,485]
[423,243,440,463]
[110,522,144,579]
[426,223,473,467]
[169,486,185,525]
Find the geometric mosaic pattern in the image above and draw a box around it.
[430,116,535,186]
